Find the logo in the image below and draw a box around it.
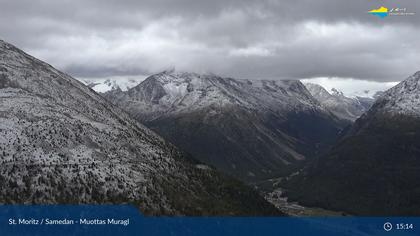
[368,6,415,19]
[368,6,389,18]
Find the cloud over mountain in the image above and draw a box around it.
[0,0,419,82]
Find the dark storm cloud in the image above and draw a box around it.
[0,0,419,82]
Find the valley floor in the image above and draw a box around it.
[265,188,346,216]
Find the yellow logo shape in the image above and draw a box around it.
[368,6,389,18]
[368,6,388,13]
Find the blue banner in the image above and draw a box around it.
[0,205,418,236]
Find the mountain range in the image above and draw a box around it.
[0,39,281,216]
[4,38,417,216]
[104,71,346,184]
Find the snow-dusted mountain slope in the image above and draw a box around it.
[372,71,420,117]
[305,83,374,122]
[0,40,281,216]
[108,71,336,121]
[105,71,345,184]
[286,71,420,216]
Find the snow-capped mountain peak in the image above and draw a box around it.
[81,76,146,93]
[305,83,374,122]
[304,83,331,101]
[331,88,345,97]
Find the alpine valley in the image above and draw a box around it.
[3,37,417,217]
[104,71,348,185]
[285,71,420,216]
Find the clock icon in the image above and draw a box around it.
[384,222,393,231]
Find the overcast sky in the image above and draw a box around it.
[0,0,419,94]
